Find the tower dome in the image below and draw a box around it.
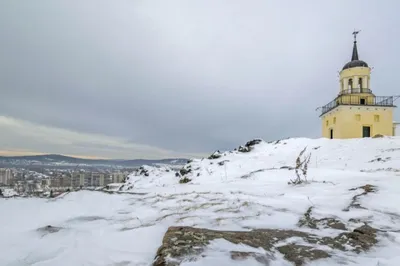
[342,31,369,70]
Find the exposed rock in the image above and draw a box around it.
[319,218,347,230]
[217,160,229,166]
[356,184,377,193]
[37,225,63,237]
[280,165,295,170]
[153,226,309,266]
[238,145,251,153]
[240,169,267,179]
[153,224,378,266]
[344,184,377,211]
[277,244,330,266]
[245,139,263,147]
[230,251,273,265]
[236,139,264,153]
[332,225,378,253]
[373,134,384,138]
[298,206,347,231]
[208,151,222,160]
[138,166,150,176]
[179,168,191,176]
[369,157,391,163]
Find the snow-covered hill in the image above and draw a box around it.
[120,137,400,190]
[1,137,400,266]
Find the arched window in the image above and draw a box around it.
[348,79,353,90]
[358,78,363,89]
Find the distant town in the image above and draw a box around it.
[0,154,187,197]
[0,167,129,197]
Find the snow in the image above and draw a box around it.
[1,137,400,265]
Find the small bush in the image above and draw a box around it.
[179,177,192,184]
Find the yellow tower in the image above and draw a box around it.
[318,31,398,139]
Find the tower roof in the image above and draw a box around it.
[342,31,369,70]
[351,39,359,61]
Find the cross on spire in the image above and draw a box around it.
[351,30,361,61]
[352,30,360,42]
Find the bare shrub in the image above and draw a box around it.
[289,147,312,185]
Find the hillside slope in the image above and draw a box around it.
[123,137,400,189]
[1,137,400,266]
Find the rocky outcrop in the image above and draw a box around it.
[208,151,222,160]
[153,224,378,266]
[245,139,263,147]
[237,139,264,153]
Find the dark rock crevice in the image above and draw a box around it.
[298,206,347,231]
[344,184,377,212]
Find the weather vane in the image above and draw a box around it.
[352,29,361,42]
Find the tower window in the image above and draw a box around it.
[348,79,353,89]
[374,115,380,122]
[355,114,361,121]
[360,98,366,105]
[358,78,363,89]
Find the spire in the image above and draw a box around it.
[342,30,368,70]
[351,30,360,61]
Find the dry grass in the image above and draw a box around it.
[289,147,312,185]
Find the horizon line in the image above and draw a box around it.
[0,150,189,161]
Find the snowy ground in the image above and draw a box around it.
[1,137,400,265]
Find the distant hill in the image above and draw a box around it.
[0,154,188,168]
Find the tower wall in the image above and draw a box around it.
[322,106,394,139]
[339,67,371,92]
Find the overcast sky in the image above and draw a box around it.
[0,1,399,159]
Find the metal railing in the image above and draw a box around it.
[319,95,396,116]
[339,88,372,95]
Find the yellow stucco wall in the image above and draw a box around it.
[322,106,394,138]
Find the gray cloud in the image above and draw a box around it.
[0,0,399,158]
[0,116,204,159]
